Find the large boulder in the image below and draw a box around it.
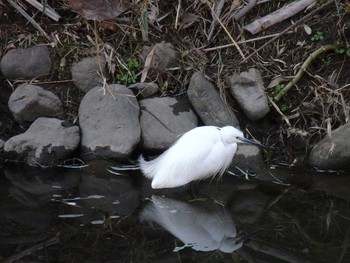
[227,68,269,121]
[79,85,140,160]
[139,97,198,150]
[0,46,51,80]
[8,84,64,124]
[309,123,350,170]
[188,72,240,127]
[4,117,80,166]
[71,56,106,92]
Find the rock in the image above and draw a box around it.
[188,72,240,127]
[140,97,198,151]
[227,68,269,121]
[229,144,265,173]
[79,85,140,160]
[71,56,106,92]
[309,123,350,170]
[8,84,64,124]
[0,46,51,80]
[128,82,159,98]
[4,117,80,166]
[141,42,179,73]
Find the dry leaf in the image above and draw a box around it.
[303,24,312,35]
[179,12,199,29]
[68,0,131,20]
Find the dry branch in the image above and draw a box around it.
[244,0,316,34]
[25,0,61,21]
[234,0,257,21]
[240,0,334,63]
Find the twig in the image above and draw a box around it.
[6,0,52,41]
[25,0,61,22]
[203,31,294,52]
[207,0,225,41]
[204,0,246,60]
[234,0,257,21]
[268,96,291,126]
[244,0,316,34]
[274,44,340,101]
[174,0,181,30]
[240,0,334,63]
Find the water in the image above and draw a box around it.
[0,160,349,262]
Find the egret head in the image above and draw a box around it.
[220,126,266,149]
[219,126,244,144]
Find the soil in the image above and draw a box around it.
[0,0,349,165]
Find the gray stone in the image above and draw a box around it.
[229,144,265,173]
[8,84,64,123]
[141,41,179,73]
[128,82,159,98]
[79,85,140,160]
[227,68,269,121]
[188,72,240,127]
[0,46,51,80]
[4,117,80,166]
[309,123,350,170]
[71,56,106,92]
[140,97,198,150]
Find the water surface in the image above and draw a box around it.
[1,161,349,262]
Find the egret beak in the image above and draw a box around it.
[237,137,267,149]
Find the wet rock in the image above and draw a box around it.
[4,117,80,166]
[188,72,240,127]
[140,97,198,150]
[79,85,140,160]
[8,84,64,124]
[229,144,265,173]
[141,41,179,73]
[128,82,159,98]
[309,123,350,170]
[4,165,80,206]
[71,56,106,92]
[227,68,269,121]
[0,46,51,80]
[229,189,269,224]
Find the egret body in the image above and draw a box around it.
[139,126,263,189]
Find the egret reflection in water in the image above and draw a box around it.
[140,195,244,253]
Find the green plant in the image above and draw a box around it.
[311,31,324,41]
[116,57,140,85]
[270,83,286,97]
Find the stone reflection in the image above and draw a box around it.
[141,195,244,253]
[4,165,80,206]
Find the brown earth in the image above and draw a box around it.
[0,0,349,165]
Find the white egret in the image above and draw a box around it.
[139,126,265,189]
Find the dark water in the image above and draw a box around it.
[0,160,350,263]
